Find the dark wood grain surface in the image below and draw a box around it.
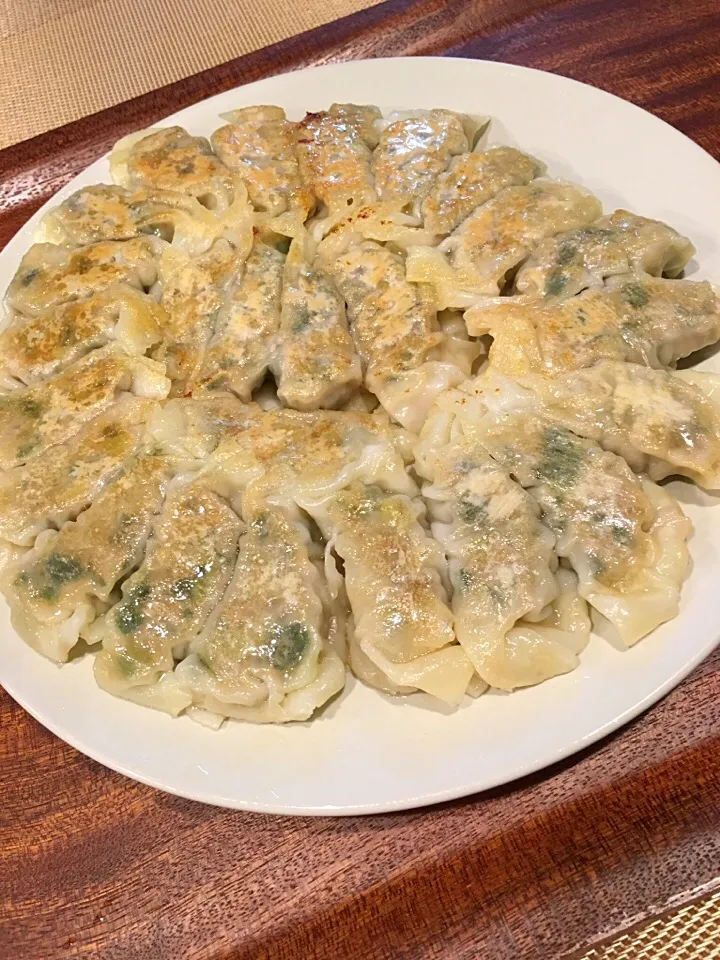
[2,0,720,957]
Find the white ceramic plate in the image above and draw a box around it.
[1,57,719,816]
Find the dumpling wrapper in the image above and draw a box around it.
[0,396,155,547]
[0,345,169,469]
[310,482,473,704]
[1,455,171,662]
[416,406,584,690]
[275,232,361,410]
[405,179,602,307]
[442,372,691,646]
[515,209,695,298]
[518,361,720,489]
[6,238,161,318]
[0,285,165,386]
[467,276,720,376]
[90,480,242,714]
[175,506,345,723]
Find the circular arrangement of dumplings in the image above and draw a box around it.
[1,103,718,725]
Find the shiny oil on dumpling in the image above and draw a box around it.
[211,106,314,234]
[0,285,165,386]
[329,241,474,430]
[147,395,261,462]
[294,104,381,220]
[0,396,154,547]
[174,505,345,723]
[6,238,161,318]
[309,481,474,704]
[274,232,361,410]
[415,406,584,690]
[518,360,720,488]
[90,479,242,714]
[406,180,602,306]
[1,455,171,662]
[467,276,720,376]
[422,145,546,235]
[371,109,472,211]
[192,237,285,399]
[0,345,168,469]
[448,373,691,646]
[515,209,695,298]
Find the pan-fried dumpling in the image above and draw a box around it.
[202,408,415,511]
[329,241,471,430]
[0,345,169,469]
[147,395,261,462]
[110,126,236,213]
[311,482,473,704]
[192,237,285,398]
[90,480,242,714]
[467,277,720,376]
[174,505,345,722]
[518,361,720,488]
[416,407,582,690]
[275,233,361,410]
[35,183,253,257]
[153,239,246,392]
[372,109,472,212]
[0,396,154,547]
[0,286,165,386]
[211,106,314,235]
[1,455,171,662]
[313,202,439,260]
[6,238,161,317]
[447,373,691,645]
[406,180,602,306]
[295,104,381,221]
[515,210,695,298]
[422,146,546,235]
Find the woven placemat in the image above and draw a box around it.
[576,890,720,960]
[0,0,383,149]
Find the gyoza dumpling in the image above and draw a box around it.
[518,361,720,488]
[372,109,472,212]
[1,455,171,662]
[147,395,261,461]
[0,345,169,469]
[515,210,695,298]
[275,233,361,410]
[416,407,581,690]
[468,276,720,377]
[153,239,246,392]
[35,183,253,256]
[311,482,473,704]
[0,396,154,546]
[6,238,161,317]
[90,480,242,714]
[0,286,165,386]
[448,373,691,645]
[295,104,381,221]
[174,505,345,722]
[192,237,285,398]
[406,180,602,306]
[422,146,546,235]
[202,407,415,511]
[329,241,473,430]
[211,106,314,234]
[110,126,236,213]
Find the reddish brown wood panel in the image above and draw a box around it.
[2,0,720,958]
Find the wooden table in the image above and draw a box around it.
[2,1,720,956]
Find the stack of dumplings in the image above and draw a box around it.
[1,102,718,726]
